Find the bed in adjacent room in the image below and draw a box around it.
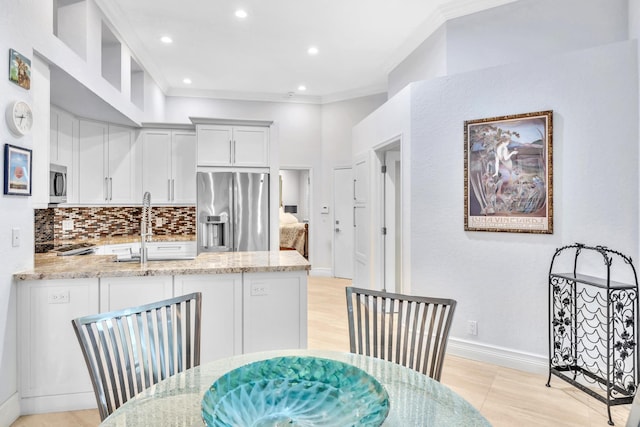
[279,209,308,259]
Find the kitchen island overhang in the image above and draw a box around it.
[15,250,310,281]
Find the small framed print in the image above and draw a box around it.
[4,143,32,196]
[464,110,553,233]
[9,49,31,90]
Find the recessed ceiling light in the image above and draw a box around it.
[183,78,192,84]
[298,85,307,91]
[307,46,319,55]
[160,36,173,44]
[235,9,248,18]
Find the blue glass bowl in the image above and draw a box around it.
[202,356,390,426]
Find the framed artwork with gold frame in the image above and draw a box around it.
[464,110,553,233]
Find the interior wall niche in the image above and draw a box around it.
[53,0,87,60]
[130,57,144,110]
[101,22,122,91]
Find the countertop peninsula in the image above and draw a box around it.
[14,250,310,281]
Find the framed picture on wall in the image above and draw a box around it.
[8,49,31,90]
[4,143,32,196]
[464,110,553,233]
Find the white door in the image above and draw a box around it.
[334,168,354,279]
[383,150,401,293]
[108,125,136,204]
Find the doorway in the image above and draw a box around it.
[279,168,311,259]
[377,143,402,293]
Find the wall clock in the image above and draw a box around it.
[6,100,33,136]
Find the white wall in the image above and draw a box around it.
[387,0,629,98]
[0,3,40,424]
[413,41,636,368]
[387,25,447,98]
[446,0,628,75]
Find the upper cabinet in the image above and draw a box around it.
[50,107,78,203]
[197,124,269,167]
[141,128,196,204]
[77,120,139,204]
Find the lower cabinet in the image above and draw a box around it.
[174,274,243,363]
[18,279,99,413]
[100,276,173,312]
[17,270,307,414]
[243,271,308,353]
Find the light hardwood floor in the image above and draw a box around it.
[11,276,631,426]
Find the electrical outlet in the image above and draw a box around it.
[62,219,74,231]
[468,320,478,336]
[48,290,70,304]
[156,218,163,227]
[250,283,268,296]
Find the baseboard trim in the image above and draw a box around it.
[447,337,548,375]
[0,393,20,426]
[309,268,332,277]
[20,392,96,415]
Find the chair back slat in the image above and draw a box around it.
[345,287,456,381]
[72,292,202,421]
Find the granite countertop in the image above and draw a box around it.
[14,250,310,281]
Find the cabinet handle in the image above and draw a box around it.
[353,206,356,227]
[168,179,172,201]
[109,177,113,201]
[171,179,175,201]
[233,140,236,164]
[104,177,109,201]
[353,179,356,201]
[229,140,233,164]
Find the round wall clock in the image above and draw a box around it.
[6,100,33,136]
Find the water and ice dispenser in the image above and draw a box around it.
[199,213,229,251]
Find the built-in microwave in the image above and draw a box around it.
[49,163,67,204]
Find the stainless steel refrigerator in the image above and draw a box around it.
[197,171,269,253]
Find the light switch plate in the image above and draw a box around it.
[12,228,20,247]
[62,219,74,231]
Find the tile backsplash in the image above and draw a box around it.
[35,206,196,252]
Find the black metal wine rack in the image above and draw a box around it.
[546,243,639,425]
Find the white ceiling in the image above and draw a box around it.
[95,0,515,104]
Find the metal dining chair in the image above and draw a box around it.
[345,286,456,381]
[72,292,202,421]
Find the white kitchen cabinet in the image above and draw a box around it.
[78,120,139,204]
[141,129,196,204]
[197,125,269,167]
[242,270,308,353]
[174,274,243,363]
[18,278,99,413]
[50,106,78,203]
[99,275,173,312]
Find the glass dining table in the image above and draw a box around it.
[100,349,491,426]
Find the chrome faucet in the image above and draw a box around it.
[141,191,152,264]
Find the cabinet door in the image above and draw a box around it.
[243,271,308,353]
[78,120,107,203]
[142,130,172,203]
[172,131,196,204]
[197,125,233,166]
[19,279,99,398]
[108,125,137,204]
[174,274,242,363]
[100,276,173,312]
[233,126,269,166]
